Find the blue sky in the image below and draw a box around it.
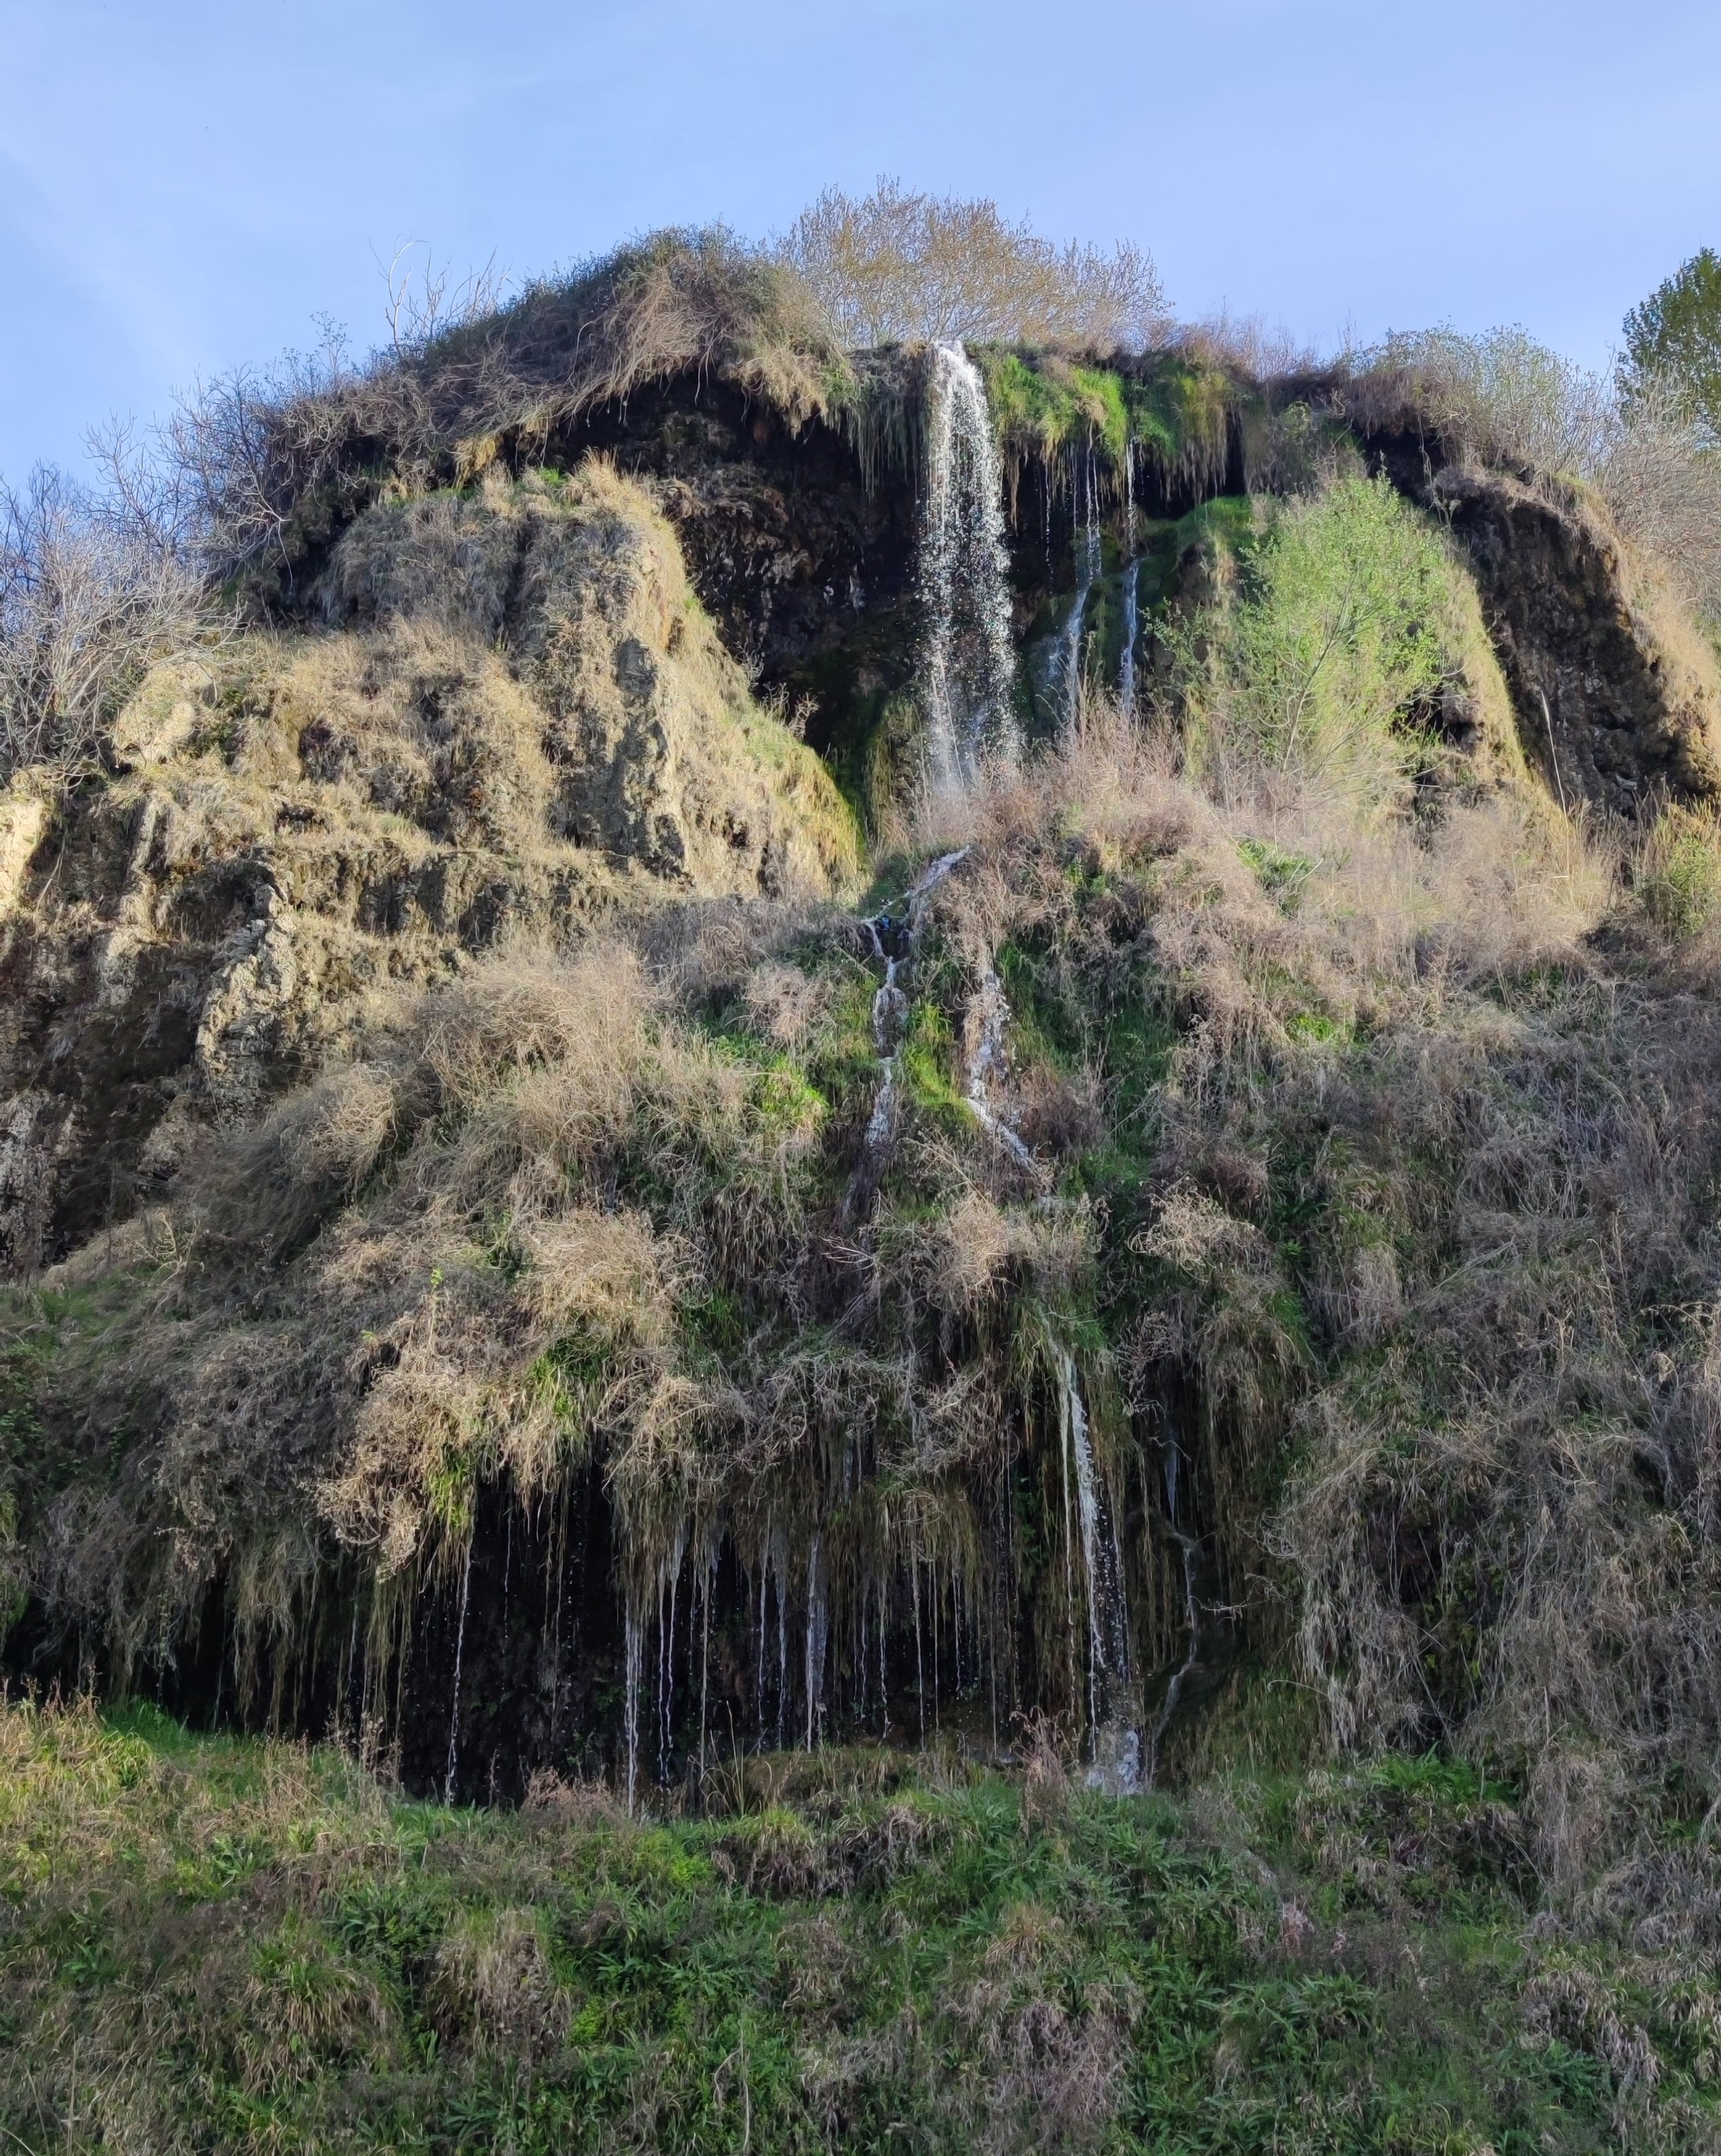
[3,0,1718,481]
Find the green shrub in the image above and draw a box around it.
[1638,801,1721,936]
[1191,471,1457,811]
[1623,246,1721,448]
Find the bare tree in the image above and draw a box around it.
[378,241,509,355]
[163,332,359,584]
[1347,327,1614,477]
[1347,327,1721,629]
[778,180,1168,351]
[0,465,205,786]
[1595,371,1721,627]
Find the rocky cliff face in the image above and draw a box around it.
[1355,416,1721,811]
[0,463,857,1272]
[7,354,1721,1286]
[7,329,1721,1821]
[1430,464,1721,811]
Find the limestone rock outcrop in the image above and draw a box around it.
[0,465,857,1270]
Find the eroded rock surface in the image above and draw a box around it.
[0,465,856,1270]
[1432,466,1721,811]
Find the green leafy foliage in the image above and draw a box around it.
[7,1699,1708,2155]
[1623,247,1721,446]
[1637,801,1721,936]
[1192,473,1457,809]
[973,348,1240,501]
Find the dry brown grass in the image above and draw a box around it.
[1341,327,1721,643]
[17,657,1721,1868]
[173,230,847,590]
[901,703,1721,1881]
[318,461,862,897]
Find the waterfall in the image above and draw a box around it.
[1058,451,1102,730]
[1118,559,1141,716]
[965,963,1038,1172]
[443,1536,474,1804]
[845,848,969,1220]
[1147,1424,1201,1787]
[623,1603,643,1811]
[1051,1344,1139,1791]
[919,344,1018,788]
[1118,445,1141,716]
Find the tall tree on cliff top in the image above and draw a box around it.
[1623,247,1721,446]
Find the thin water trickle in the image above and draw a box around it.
[1119,446,1141,716]
[912,1560,927,1743]
[1147,1533,1200,1787]
[803,1534,827,1750]
[1051,1345,1141,1791]
[501,1507,513,1645]
[623,1604,643,1813]
[698,1548,713,1782]
[444,1537,474,1804]
[919,344,1018,787]
[965,963,1038,1171]
[1146,1426,1200,1786]
[1059,452,1102,730]
[776,1556,788,1752]
[659,1548,681,1784]
[846,849,970,1220]
[1118,559,1141,716]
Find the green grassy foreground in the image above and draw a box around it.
[2,1700,1712,2154]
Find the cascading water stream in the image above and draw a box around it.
[1059,451,1102,730]
[1050,1344,1139,1791]
[845,849,969,1220]
[965,963,1038,1173]
[918,344,1018,788]
[1147,1428,1201,1787]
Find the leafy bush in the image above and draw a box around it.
[1596,371,1721,632]
[1623,246,1721,448]
[1188,472,1461,812]
[1347,325,1612,477]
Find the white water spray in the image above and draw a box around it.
[965,963,1038,1173]
[1058,452,1102,730]
[846,849,969,1218]
[444,1536,474,1803]
[919,345,1018,788]
[1051,1344,1139,1791]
